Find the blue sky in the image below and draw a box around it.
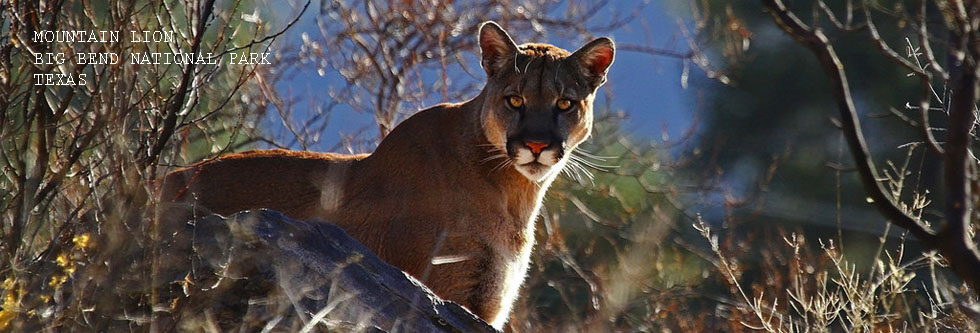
[265,1,697,151]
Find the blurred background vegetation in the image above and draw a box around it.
[2,0,979,331]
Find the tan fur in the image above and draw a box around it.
[158,22,613,328]
[519,43,570,58]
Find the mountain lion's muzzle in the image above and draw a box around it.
[507,134,564,181]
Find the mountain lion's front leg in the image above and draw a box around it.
[467,245,529,328]
[403,240,506,325]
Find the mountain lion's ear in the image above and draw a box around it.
[479,21,518,77]
[571,37,615,88]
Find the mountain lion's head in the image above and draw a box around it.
[477,21,614,182]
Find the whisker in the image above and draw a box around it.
[480,154,508,164]
[565,158,595,185]
[490,158,513,175]
[562,161,585,184]
[573,150,618,163]
[478,143,507,152]
[560,159,579,182]
[574,149,616,161]
[569,154,615,171]
[570,153,615,168]
[479,143,507,154]
[484,147,507,154]
[578,166,595,182]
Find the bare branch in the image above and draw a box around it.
[145,0,217,167]
[918,77,945,155]
[936,10,980,291]
[616,44,695,59]
[763,0,980,293]
[761,0,937,245]
[860,0,929,78]
[917,0,947,79]
[814,0,866,32]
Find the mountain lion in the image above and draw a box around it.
[158,21,614,328]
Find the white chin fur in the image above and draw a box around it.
[513,148,559,182]
[515,164,550,181]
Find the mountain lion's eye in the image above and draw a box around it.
[507,96,524,109]
[556,99,573,111]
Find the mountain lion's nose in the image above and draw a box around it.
[525,141,549,154]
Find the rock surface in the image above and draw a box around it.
[165,209,497,332]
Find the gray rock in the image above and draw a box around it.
[164,209,497,332]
